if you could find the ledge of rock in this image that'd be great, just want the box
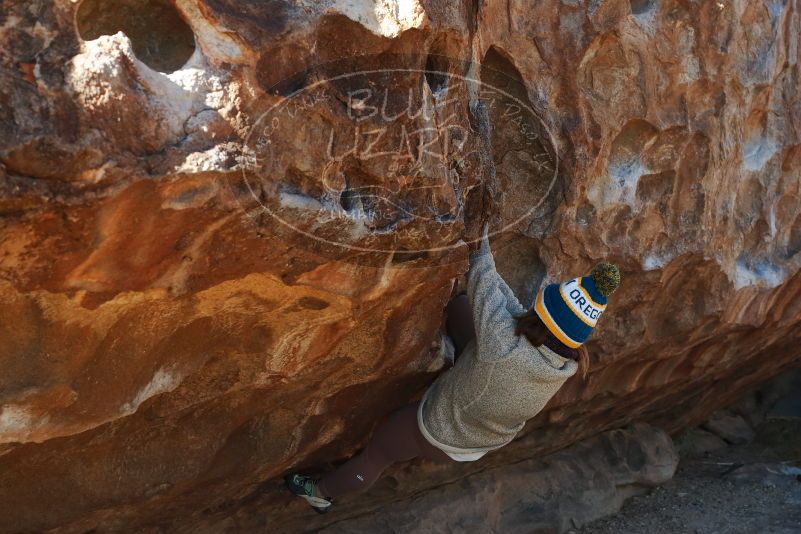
[0,0,800,532]
[316,423,678,533]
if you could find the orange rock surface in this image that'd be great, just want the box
[0,0,799,531]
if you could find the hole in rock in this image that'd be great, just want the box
[786,214,801,258]
[76,0,196,73]
[392,249,430,264]
[480,45,557,165]
[630,0,655,15]
[256,43,311,96]
[335,167,405,230]
[423,33,467,99]
[297,296,330,310]
[608,119,659,184]
[424,54,449,96]
[339,187,363,213]
[477,46,560,234]
[576,202,597,227]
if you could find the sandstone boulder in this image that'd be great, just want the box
[675,427,729,458]
[0,0,800,531]
[318,424,678,534]
[702,410,756,445]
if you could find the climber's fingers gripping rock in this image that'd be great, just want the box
[463,222,490,255]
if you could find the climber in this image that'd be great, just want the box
[285,224,620,514]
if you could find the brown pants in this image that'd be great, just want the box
[317,401,452,498]
[317,294,476,499]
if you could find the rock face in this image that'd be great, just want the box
[319,424,678,533]
[0,0,799,532]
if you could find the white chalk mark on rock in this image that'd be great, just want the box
[121,368,183,415]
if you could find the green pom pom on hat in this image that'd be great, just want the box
[590,262,621,297]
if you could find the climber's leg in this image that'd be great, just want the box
[445,293,476,357]
[317,401,450,499]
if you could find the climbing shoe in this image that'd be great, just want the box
[284,473,332,514]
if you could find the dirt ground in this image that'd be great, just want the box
[579,419,801,534]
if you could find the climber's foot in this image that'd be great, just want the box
[284,474,332,514]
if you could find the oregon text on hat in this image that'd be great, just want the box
[559,278,606,327]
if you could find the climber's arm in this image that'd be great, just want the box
[496,272,526,317]
[467,225,526,315]
[466,225,523,357]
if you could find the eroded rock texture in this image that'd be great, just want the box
[0,0,800,532]
[319,424,678,533]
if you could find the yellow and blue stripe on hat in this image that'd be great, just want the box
[534,262,620,348]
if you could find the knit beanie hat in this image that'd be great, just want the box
[534,262,621,348]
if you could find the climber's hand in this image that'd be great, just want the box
[453,238,471,255]
[479,222,490,250]
[468,223,491,259]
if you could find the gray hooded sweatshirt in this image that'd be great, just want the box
[418,234,578,457]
